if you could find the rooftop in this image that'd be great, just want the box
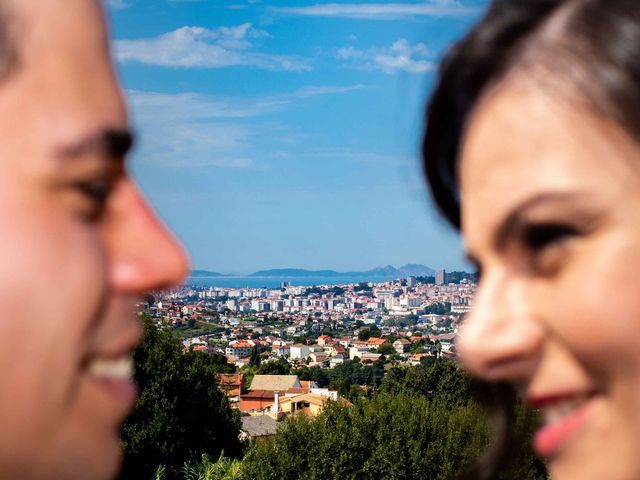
[250,375,302,391]
[241,416,278,437]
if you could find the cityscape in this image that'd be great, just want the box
[138,269,475,440]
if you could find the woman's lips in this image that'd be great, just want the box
[531,394,595,457]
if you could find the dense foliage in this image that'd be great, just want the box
[131,319,546,480]
[154,454,244,480]
[240,361,545,480]
[120,316,243,480]
[424,302,452,315]
[242,394,489,480]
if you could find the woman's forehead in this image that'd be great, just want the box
[459,80,640,240]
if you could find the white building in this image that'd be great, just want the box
[225,340,252,359]
[290,344,311,360]
[349,346,369,360]
[400,296,422,307]
[272,344,291,357]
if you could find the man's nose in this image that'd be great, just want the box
[104,179,190,292]
[456,272,544,382]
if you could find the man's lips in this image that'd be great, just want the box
[527,392,597,457]
[86,356,134,381]
[84,356,138,414]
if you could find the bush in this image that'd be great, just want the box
[120,316,242,480]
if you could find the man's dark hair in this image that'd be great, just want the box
[0,7,16,80]
[422,1,640,478]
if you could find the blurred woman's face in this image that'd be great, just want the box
[456,78,640,480]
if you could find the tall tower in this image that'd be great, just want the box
[436,269,448,285]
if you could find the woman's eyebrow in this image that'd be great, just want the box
[492,191,594,250]
[464,253,481,276]
[56,128,135,162]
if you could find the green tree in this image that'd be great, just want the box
[155,453,244,480]
[241,394,491,480]
[424,302,452,315]
[257,358,290,375]
[240,360,546,480]
[120,316,242,480]
[410,339,428,354]
[380,359,474,407]
[358,329,371,341]
[248,346,261,368]
[375,343,396,357]
[369,324,381,337]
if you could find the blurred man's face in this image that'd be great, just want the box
[0,1,188,478]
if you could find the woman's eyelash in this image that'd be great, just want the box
[521,223,579,250]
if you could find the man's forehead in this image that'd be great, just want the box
[0,0,130,164]
[9,0,109,59]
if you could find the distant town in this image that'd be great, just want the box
[137,268,475,439]
[140,268,476,368]
[142,269,474,362]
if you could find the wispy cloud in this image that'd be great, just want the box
[115,23,311,71]
[291,84,366,97]
[127,84,365,168]
[274,1,481,20]
[128,84,365,121]
[337,39,435,74]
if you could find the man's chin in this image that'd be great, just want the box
[45,430,123,480]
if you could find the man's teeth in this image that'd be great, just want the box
[86,357,134,381]
[542,397,588,426]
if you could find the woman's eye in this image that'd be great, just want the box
[522,223,578,251]
[520,223,581,276]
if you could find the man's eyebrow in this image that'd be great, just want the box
[56,128,135,161]
[492,191,594,250]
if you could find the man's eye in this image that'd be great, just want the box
[74,179,112,201]
[71,179,115,221]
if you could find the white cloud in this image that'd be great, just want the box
[274,1,480,19]
[114,24,311,71]
[106,0,130,9]
[337,39,435,74]
[127,85,365,168]
[292,84,366,97]
[128,84,365,121]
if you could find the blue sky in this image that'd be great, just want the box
[105,0,488,274]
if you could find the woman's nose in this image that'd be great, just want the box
[104,179,190,293]
[456,272,544,382]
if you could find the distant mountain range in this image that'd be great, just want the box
[191,264,436,278]
[191,269,223,277]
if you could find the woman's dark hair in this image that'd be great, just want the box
[423,0,640,478]
[424,0,640,228]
